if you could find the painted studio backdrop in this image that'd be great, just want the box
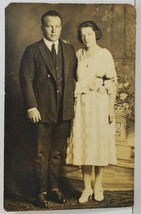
[4,3,135,211]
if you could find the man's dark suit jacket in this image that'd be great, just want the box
[20,39,77,123]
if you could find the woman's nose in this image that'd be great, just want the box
[84,36,88,41]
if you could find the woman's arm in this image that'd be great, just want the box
[109,82,117,123]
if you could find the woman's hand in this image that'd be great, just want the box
[108,107,115,124]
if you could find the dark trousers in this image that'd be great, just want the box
[34,120,71,194]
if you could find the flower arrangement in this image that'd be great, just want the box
[92,74,115,94]
[75,73,115,97]
[115,77,135,129]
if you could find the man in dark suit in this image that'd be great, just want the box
[20,10,77,208]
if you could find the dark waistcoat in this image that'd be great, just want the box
[55,43,63,96]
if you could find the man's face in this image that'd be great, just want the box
[41,16,62,42]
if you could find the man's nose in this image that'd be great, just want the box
[51,27,56,33]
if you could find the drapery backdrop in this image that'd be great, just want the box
[5,3,135,197]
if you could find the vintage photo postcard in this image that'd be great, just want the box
[4,2,135,212]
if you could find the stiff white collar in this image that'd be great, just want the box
[43,37,59,54]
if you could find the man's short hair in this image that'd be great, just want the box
[41,10,62,25]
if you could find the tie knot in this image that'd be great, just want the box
[52,43,55,47]
[52,43,55,49]
[51,43,56,54]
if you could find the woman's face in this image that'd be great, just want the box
[80,26,96,48]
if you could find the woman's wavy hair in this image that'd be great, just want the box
[77,21,102,44]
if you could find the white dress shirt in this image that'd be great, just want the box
[43,37,59,55]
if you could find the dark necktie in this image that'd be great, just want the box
[51,43,62,86]
[51,43,56,65]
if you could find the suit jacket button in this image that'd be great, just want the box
[47,74,51,78]
[57,90,59,94]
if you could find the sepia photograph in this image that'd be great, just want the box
[4,2,135,212]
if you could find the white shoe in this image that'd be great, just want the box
[94,189,104,201]
[79,189,93,203]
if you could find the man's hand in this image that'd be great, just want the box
[27,108,41,123]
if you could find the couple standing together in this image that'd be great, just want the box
[20,10,117,208]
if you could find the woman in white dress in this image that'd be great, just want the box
[66,21,117,203]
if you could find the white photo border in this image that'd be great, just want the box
[1,0,140,214]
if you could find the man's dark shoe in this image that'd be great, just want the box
[50,188,67,203]
[35,192,49,208]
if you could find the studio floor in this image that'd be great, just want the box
[4,159,134,211]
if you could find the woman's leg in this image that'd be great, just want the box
[95,166,104,189]
[79,165,93,203]
[94,166,105,201]
[82,165,93,190]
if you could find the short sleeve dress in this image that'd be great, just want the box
[66,47,117,166]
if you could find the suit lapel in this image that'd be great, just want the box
[60,40,69,82]
[38,40,57,81]
[38,39,70,83]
